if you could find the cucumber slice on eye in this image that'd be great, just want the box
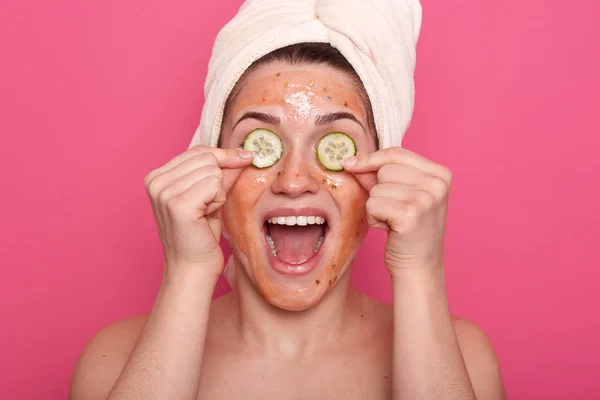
[316,132,357,171]
[243,128,284,168]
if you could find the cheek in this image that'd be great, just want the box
[314,169,370,249]
[318,170,369,223]
[334,181,369,245]
[223,169,269,253]
[315,176,369,288]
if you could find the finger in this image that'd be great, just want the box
[366,214,389,230]
[352,171,378,192]
[157,165,223,206]
[419,174,451,200]
[148,153,224,196]
[190,176,226,217]
[146,146,253,183]
[366,196,412,233]
[352,163,426,192]
[167,175,225,221]
[146,146,209,182]
[370,183,423,202]
[222,167,246,194]
[213,148,255,169]
[343,147,448,178]
[365,196,398,230]
[377,164,427,185]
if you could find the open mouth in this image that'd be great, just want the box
[262,214,329,274]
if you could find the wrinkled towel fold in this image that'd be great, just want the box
[189,0,422,150]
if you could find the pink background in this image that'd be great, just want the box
[2,0,599,398]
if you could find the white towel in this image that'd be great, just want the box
[191,0,423,286]
[189,0,422,150]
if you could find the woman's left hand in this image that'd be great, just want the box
[342,146,452,276]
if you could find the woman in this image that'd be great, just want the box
[71,2,505,399]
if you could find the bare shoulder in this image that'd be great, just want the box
[452,316,506,399]
[69,315,148,400]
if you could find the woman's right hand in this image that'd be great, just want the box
[144,145,254,281]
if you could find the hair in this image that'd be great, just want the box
[221,43,377,145]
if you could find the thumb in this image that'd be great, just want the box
[205,185,226,216]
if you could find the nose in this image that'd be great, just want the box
[270,151,320,197]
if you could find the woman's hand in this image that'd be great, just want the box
[345,148,499,400]
[343,146,452,276]
[144,145,254,280]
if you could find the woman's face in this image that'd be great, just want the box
[220,62,377,311]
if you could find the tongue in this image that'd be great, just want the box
[268,224,324,265]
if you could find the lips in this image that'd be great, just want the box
[261,208,330,276]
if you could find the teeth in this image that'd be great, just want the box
[314,235,324,253]
[266,215,327,257]
[267,216,326,226]
[285,216,296,226]
[266,233,277,256]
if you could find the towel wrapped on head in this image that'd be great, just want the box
[190,0,422,150]
[190,0,423,286]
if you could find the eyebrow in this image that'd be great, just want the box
[314,112,364,131]
[232,111,364,131]
[233,112,281,130]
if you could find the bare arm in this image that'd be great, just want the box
[107,272,217,400]
[392,270,505,399]
[344,147,505,399]
[70,146,254,400]
[392,269,475,399]
[69,274,217,400]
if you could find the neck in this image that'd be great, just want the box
[229,257,359,359]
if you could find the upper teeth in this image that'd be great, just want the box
[267,216,326,226]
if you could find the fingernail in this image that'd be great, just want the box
[343,156,357,167]
[238,150,255,159]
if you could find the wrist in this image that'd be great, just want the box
[390,267,451,318]
[388,261,443,281]
[161,262,221,293]
[390,267,446,295]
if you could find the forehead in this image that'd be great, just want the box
[230,62,367,118]
[239,62,357,92]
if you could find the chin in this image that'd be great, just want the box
[230,209,366,312]
[263,288,327,312]
[249,253,342,312]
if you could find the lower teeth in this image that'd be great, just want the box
[315,235,324,253]
[266,234,277,256]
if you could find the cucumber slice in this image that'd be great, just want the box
[316,132,357,171]
[243,128,283,168]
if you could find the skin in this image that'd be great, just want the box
[69,62,506,400]
[221,65,373,310]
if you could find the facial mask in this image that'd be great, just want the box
[283,83,317,124]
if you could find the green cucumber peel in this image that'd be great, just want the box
[316,132,357,171]
[242,128,284,169]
